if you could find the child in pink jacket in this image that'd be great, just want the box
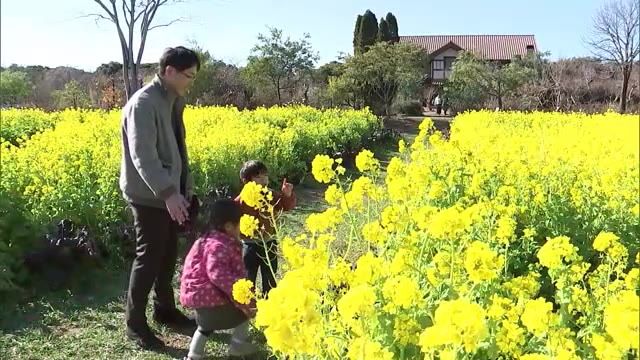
[180,199,258,359]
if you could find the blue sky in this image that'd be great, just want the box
[1,0,604,71]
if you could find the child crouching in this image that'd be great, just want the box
[180,199,258,359]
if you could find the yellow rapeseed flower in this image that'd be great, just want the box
[239,214,260,238]
[521,297,554,336]
[537,236,578,270]
[419,299,488,353]
[604,290,639,350]
[311,155,336,184]
[232,279,255,305]
[355,149,379,173]
[593,231,619,252]
[464,241,504,283]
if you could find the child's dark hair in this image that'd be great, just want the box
[159,46,201,75]
[209,198,242,232]
[240,160,268,183]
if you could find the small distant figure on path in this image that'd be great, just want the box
[434,94,443,115]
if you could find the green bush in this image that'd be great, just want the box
[393,100,423,116]
[0,189,42,293]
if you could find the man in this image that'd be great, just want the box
[120,46,200,349]
[434,94,442,115]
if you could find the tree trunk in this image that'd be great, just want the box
[120,55,131,99]
[619,64,631,113]
[131,64,140,95]
[276,80,282,105]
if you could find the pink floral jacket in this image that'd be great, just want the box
[180,230,253,313]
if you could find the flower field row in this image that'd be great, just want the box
[248,111,639,359]
[0,108,68,144]
[0,106,379,290]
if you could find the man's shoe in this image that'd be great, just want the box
[153,308,196,328]
[126,325,165,350]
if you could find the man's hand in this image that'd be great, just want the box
[281,178,294,197]
[165,193,190,225]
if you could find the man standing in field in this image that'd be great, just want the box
[119,46,200,349]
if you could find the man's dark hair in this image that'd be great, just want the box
[159,46,201,75]
[240,160,268,183]
[209,199,242,232]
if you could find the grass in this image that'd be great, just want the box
[0,116,438,360]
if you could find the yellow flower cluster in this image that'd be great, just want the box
[239,181,273,211]
[593,231,619,252]
[311,155,345,184]
[232,279,255,305]
[537,236,578,270]
[354,149,379,173]
[521,297,554,336]
[419,299,488,353]
[252,111,639,359]
[240,214,260,238]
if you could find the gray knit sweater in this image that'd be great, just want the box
[119,75,192,209]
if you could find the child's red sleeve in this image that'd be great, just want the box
[274,191,296,212]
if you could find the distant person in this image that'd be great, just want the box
[120,46,200,349]
[434,95,443,115]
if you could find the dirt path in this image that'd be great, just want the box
[384,115,453,139]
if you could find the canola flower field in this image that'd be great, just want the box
[1,108,638,359]
[0,106,379,230]
[233,111,639,360]
[0,106,379,291]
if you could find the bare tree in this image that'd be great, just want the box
[89,0,185,99]
[586,0,640,113]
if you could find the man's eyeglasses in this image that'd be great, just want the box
[180,71,196,80]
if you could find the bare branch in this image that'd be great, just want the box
[121,0,129,27]
[148,17,185,31]
[136,2,154,66]
[79,13,114,24]
[93,0,116,19]
[588,39,622,62]
[134,1,153,23]
[146,1,162,28]
[586,0,639,112]
[90,0,187,98]
[587,0,639,65]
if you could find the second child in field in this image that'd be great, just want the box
[235,160,296,296]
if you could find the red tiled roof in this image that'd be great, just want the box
[400,35,537,60]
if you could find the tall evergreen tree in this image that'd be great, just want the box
[386,12,399,43]
[377,18,392,42]
[353,15,363,54]
[358,10,378,52]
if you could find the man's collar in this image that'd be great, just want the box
[153,74,178,101]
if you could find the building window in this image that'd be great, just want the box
[526,45,535,54]
[444,57,456,70]
[432,60,443,79]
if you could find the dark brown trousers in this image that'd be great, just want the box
[125,203,179,329]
